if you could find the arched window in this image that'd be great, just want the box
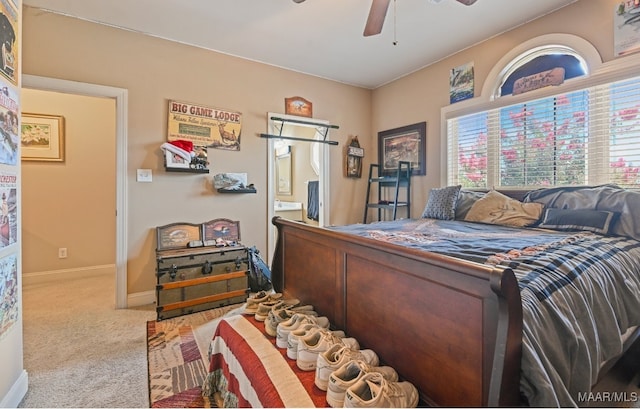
[445,35,640,189]
[498,46,588,96]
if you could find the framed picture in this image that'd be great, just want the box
[20,113,65,162]
[378,122,426,176]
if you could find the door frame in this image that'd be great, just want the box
[23,75,129,308]
[266,113,331,263]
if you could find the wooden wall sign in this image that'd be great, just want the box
[285,96,313,118]
[513,67,565,95]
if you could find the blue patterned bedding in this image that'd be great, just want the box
[330,218,640,407]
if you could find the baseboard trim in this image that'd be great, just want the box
[23,264,115,281]
[128,290,155,308]
[22,265,155,309]
[0,369,28,408]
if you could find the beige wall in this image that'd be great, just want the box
[21,6,371,295]
[19,0,619,297]
[372,0,617,210]
[21,89,116,274]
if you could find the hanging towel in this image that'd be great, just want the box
[307,181,319,221]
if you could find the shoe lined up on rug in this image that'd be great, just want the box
[243,291,282,315]
[254,297,302,321]
[265,305,316,337]
[315,345,379,391]
[276,313,330,348]
[297,328,359,371]
[343,372,418,408]
[287,325,346,360]
[325,360,399,408]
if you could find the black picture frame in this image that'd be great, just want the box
[377,121,426,176]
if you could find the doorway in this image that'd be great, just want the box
[22,75,128,308]
[266,113,331,263]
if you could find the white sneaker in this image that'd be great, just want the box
[287,325,345,360]
[254,298,300,321]
[265,307,316,337]
[297,329,359,371]
[343,372,418,408]
[315,345,379,391]
[276,314,330,349]
[243,292,282,315]
[326,360,398,408]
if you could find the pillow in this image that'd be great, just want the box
[464,190,544,227]
[455,190,486,220]
[421,185,461,220]
[524,185,640,240]
[537,208,616,235]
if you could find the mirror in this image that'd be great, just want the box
[275,150,292,195]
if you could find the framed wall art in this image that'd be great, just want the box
[20,113,65,162]
[378,121,426,176]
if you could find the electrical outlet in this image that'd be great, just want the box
[58,248,68,258]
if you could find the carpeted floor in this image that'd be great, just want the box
[20,269,157,408]
[147,305,244,408]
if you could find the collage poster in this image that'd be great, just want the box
[0,171,16,248]
[0,0,17,343]
[0,0,18,85]
[0,77,18,165]
[0,252,17,341]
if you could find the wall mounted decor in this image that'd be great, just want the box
[0,6,18,85]
[168,100,242,151]
[285,96,313,118]
[614,1,640,57]
[346,135,363,178]
[378,122,426,176]
[20,113,65,162]
[450,61,474,104]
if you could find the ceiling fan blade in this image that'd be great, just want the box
[363,0,391,37]
[456,0,477,5]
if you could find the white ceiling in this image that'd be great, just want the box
[22,0,578,89]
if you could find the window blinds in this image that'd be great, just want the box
[447,75,640,189]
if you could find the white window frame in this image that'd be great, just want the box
[440,34,640,188]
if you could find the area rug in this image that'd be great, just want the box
[147,304,245,408]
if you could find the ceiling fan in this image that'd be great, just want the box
[292,0,477,37]
[363,0,478,36]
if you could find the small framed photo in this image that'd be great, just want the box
[21,113,65,162]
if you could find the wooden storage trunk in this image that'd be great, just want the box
[155,220,249,320]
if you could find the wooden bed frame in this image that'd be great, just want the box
[270,216,522,407]
[270,212,640,407]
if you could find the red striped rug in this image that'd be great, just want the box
[146,305,243,408]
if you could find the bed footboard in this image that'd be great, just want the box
[271,217,523,407]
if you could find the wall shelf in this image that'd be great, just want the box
[217,187,257,194]
[166,167,210,174]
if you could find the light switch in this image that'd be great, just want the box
[137,169,153,182]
